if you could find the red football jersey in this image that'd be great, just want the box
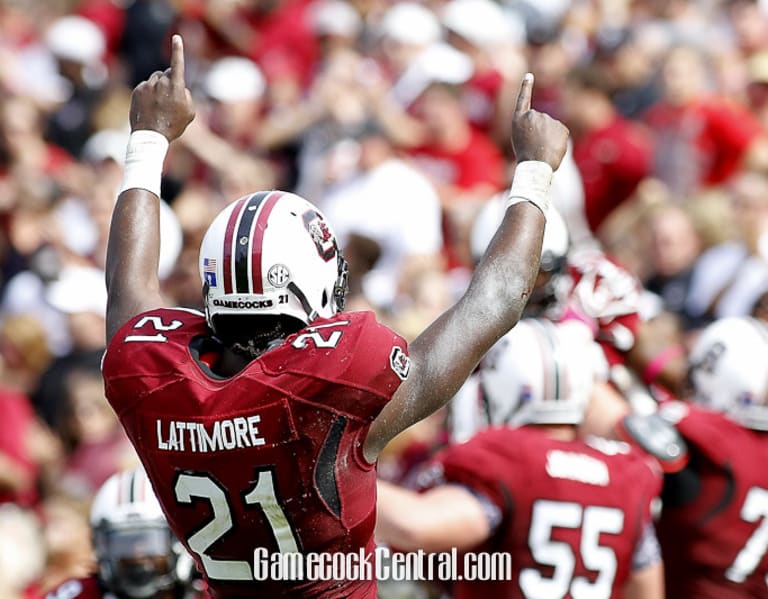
[657,402,768,598]
[434,427,661,599]
[102,309,409,598]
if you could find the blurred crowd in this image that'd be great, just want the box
[3,0,768,596]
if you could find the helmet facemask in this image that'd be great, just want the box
[90,469,194,599]
[93,523,178,599]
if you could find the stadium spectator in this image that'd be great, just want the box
[643,44,765,197]
[687,170,768,324]
[319,121,443,308]
[44,16,109,159]
[642,203,704,330]
[441,0,527,142]
[563,66,653,233]
[0,315,58,507]
[408,81,506,268]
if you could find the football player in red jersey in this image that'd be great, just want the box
[647,316,768,598]
[45,467,204,599]
[465,194,689,441]
[100,35,569,598]
[376,319,664,599]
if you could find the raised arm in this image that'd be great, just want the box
[105,35,195,342]
[364,74,569,461]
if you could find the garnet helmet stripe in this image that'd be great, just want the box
[222,196,249,294]
[250,191,284,293]
[233,192,270,293]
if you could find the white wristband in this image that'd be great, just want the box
[505,160,553,216]
[119,130,169,197]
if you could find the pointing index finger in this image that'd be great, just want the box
[515,72,534,115]
[170,34,185,88]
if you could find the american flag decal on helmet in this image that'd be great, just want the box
[203,258,218,287]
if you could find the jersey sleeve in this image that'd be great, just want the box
[659,401,744,468]
[259,311,410,421]
[102,308,208,417]
[434,430,514,519]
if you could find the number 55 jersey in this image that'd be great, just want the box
[430,426,662,599]
[102,308,409,599]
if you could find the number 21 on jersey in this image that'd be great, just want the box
[174,468,300,580]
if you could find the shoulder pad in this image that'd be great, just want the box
[618,413,689,473]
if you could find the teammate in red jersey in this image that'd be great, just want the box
[376,319,664,599]
[101,35,568,598]
[470,194,681,379]
[649,316,768,598]
[45,467,203,599]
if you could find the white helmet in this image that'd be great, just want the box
[199,190,348,336]
[470,194,569,272]
[479,319,597,426]
[90,468,194,599]
[688,317,768,431]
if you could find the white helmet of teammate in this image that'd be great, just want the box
[688,316,768,431]
[470,194,570,272]
[479,319,597,426]
[199,191,349,336]
[90,467,194,599]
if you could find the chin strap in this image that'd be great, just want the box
[288,244,349,322]
[287,281,319,322]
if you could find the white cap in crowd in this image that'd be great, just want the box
[46,266,109,316]
[204,57,266,103]
[83,129,131,165]
[312,0,362,38]
[442,0,526,48]
[45,16,106,65]
[391,42,473,106]
[379,2,442,46]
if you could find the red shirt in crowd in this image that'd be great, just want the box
[572,115,652,232]
[408,128,505,193]
[462,69,504,134]
[0,387,39,506]
[643,96,763,195]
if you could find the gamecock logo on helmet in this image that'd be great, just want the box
[303,210,336,262]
